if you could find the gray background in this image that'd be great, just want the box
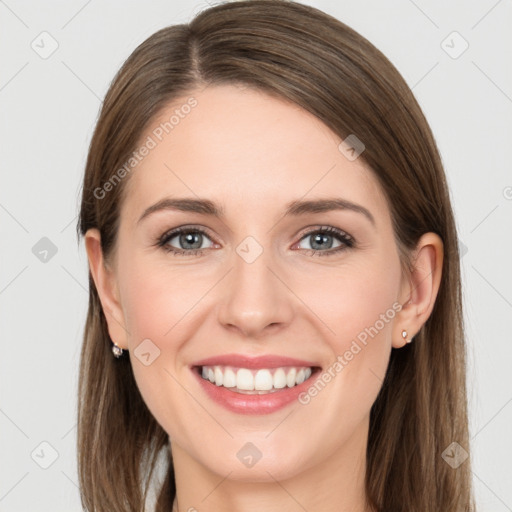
[1,0,511,510]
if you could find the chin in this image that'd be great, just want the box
[195,441,314,483]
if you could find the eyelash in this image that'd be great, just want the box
[155,225,355,257]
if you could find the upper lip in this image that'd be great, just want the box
[192,353,321,369]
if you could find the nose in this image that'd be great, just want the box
[217,243,294,339]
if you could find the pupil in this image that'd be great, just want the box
[181,233,202,250]
[312,233,332,250]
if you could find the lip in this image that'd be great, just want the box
[192,353,321,369]
[190,353,322,415]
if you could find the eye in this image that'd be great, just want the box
[155,225,355,257]
[156,226,216,256]
[294,226,354,256]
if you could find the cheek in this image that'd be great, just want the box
[116,257,216,433]
[309,256,400,347]
[119,258,212,344]
[303,254,401,399]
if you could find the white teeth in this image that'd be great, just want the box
[273,368,287,389]
[214,366,223,386]
[236,368,254,390]
[223,368,237,388]
[199,364,315,393]
[286,367,297,387]
[254,369,273,391]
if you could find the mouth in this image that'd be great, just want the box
[190,353,323,414]
[193,364,322,395]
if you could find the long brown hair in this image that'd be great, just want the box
[76,1,475,510]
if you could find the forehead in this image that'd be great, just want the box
[120,84,388,224]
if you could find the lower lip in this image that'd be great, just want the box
[191,367,320,415]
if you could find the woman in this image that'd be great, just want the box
[76,1,475,510]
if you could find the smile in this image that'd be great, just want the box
[190,353,322,414]
[199,365,315,394]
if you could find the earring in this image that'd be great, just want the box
[112,342,124,358]
[401,330,412,344]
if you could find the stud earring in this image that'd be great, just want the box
[401,330,412,344]
[112,342,124,358]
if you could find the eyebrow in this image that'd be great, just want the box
[137,197,376,226]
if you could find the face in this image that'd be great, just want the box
[96,84,408,482]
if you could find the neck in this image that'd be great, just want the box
[169,417,374,512]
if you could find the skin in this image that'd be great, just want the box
[85,84,443,512]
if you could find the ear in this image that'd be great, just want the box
[392,232,444,348]
[84,228,129,350]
